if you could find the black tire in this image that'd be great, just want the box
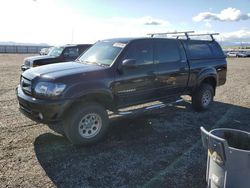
[192,83,214,112]
[48,122,65,136]
[63,102,109,145]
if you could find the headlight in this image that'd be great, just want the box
[24,60,31,66]
[34,82,66,98]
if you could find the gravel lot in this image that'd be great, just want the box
[0,54,250,188]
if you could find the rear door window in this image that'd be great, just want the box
[155,40,181,63]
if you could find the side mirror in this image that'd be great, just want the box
[121,59,136,69]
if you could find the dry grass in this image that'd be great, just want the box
[0,54,250,187]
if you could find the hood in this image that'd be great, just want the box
[22,62,105,80]
[25,55,55,62]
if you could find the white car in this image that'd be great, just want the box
[227,52,238,57]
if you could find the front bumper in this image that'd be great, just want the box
[21,65,30,71]
[16,85,72,123]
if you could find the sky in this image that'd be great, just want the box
[0,0,250,45]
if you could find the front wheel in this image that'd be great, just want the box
[63,102,109,145]
[192,83,214,111]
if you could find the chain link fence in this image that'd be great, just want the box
[0,45,49,54]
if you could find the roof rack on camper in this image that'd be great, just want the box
[147,31,194,38]
[147,31,220,41]
[176,33,220,41]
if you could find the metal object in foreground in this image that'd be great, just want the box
[200,127,250,188]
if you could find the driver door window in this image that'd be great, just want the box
[122,41,153,65]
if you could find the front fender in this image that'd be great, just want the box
[61,81,115,112]
[63,81,114,100]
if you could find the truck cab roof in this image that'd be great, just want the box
[101,37,225,60]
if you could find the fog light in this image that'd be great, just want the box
[38,113,43,120]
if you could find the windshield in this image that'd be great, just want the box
[78,41,126,66]
[48,47,64,57]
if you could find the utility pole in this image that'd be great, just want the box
[71,28,74,44]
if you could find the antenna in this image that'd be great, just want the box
[71,28,74,44]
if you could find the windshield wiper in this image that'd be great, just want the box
[83,61,108,67]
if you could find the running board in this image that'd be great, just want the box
[117,98,184,116]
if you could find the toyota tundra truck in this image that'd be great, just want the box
[16,32,227,145]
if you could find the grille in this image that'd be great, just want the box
[21,76,32,95]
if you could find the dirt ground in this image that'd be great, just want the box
[0,54,250,188]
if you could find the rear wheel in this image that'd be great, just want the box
[192,83,214,111]
[63,102,109,145]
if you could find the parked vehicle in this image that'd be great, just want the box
[226,51,248,58]
[16,32,227,145]
[245,51,250,57]
[236,52,247,58]
[227,51,238,57]
[21,44,92,71]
